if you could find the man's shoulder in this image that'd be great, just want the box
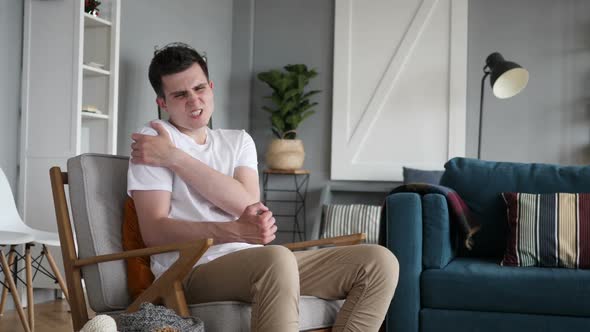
[210,128,250,143]
[137,120,175,136]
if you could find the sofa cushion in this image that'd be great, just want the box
[502,192,590,268]
[422,257,590,317]
[402,167,443,185]
[421,308,590,332]
[440,157,590,258]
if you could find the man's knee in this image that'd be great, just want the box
[257,245,297,265]
[357,245,399,291]
[255,246,299,286]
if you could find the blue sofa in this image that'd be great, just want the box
[384,157,590,331]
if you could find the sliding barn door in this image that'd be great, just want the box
[331,0,467,181]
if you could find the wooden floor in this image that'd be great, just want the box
[0,299,385,332]
[0,299,73,332]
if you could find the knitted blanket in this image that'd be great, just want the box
[116,303,204,332]
[384,183,480,250]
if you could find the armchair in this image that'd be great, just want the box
[49,153,365,331]
[384,157,590,332]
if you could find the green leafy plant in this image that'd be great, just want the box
[257,64,320,139]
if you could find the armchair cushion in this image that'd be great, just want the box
[107,296,343,332]
[501,192,590,268]
[68,154,131,312]
[422,257,590,317]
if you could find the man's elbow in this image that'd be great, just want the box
[138,217,165,247]
[142,234,158,248]
[140,230,158,248]
[248,189,260,205]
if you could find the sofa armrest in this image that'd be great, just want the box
[422,193,456,269]
[383,192,422,332]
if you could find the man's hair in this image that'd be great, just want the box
[148,42,209,98]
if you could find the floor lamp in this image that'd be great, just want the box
[478,52,529,159]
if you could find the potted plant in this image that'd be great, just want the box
[257,64,320,170]
[85,0,101,16]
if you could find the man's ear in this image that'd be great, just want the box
[209,80,214,90]
[156,97,167,111]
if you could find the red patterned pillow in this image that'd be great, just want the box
[501,192,590,268]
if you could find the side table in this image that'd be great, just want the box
[262,169,310,242]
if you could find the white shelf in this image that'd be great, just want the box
[84,13,112,28]
[20,0,120,290]
[81,112,109,120]
[83,64,110,77]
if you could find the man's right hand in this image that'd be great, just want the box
[131,121,179,168]
[234,202,277,244]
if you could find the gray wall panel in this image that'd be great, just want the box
[467,0,590,164]
[0,0,23,193]
[229,0,254,132]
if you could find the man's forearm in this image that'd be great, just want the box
[141,217,242,248]
[168,150,258,216]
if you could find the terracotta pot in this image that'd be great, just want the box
[265,139,305,170]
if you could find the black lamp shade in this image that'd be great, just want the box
[485,52,529,99]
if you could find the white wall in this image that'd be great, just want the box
[0,0,23,193]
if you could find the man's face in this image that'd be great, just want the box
[157,63,214,134]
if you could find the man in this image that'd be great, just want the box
[128,42,398,332]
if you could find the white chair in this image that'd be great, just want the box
[0,168,69,331]
[0,231,34,332]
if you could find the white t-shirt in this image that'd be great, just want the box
[127,120,262,279]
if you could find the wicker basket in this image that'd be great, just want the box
[265,139,305,170]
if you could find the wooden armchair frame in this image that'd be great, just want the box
[49,166,366,332]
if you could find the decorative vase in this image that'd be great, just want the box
[266,139,305,170]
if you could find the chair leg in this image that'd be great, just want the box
[26,244,34,332]
[42,245,69,303]
[0,249,31,332]
[0,246,16,316]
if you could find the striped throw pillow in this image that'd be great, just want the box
[321,204,382,244]
[501,192,590,268]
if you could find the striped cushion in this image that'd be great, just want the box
[321,204,381,244]
[501,192,590,268]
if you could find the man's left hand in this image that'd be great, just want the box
[131,121,178,167]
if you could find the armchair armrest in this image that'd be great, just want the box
[128,239,212,316]
[282,233,366,251]
[73,239,213,316]
[73,240,212,268]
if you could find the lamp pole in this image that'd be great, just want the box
[477,68,490,160]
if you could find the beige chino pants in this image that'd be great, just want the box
[183,244,399,332]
